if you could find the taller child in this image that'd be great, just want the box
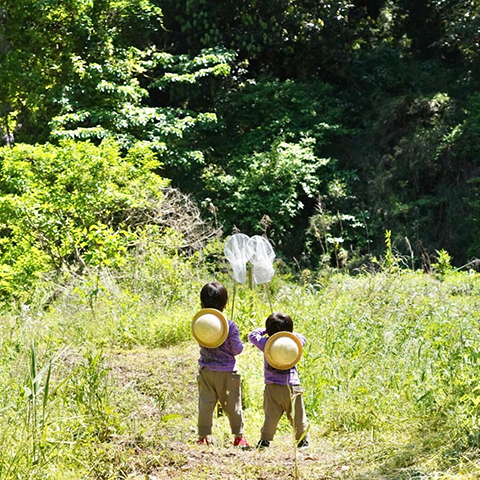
[196,281,249,447]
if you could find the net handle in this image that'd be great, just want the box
[264,284,274,313]
[230,282,237,320]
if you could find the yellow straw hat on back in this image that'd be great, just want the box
[192,308,229,348]
[265,331,303,370]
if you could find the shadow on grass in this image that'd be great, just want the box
[348,421,479,480]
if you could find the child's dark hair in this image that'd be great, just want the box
[200,281,228,311]
[265,312,294,336]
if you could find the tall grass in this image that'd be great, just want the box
[233,270,480,471]
[1,253,480,476]
[0,242,208,478]
[297,271,480,442]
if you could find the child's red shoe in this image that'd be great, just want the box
[233,437,250,448]
[197,437,210,446]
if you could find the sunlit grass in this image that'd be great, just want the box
[1,268,480,477]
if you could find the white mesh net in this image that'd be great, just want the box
[223,233,275,285]
[223,233,251,284]
[246,235,275,285]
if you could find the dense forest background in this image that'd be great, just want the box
[1,0,480,300]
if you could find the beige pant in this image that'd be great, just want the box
[197,368,244,437]
[261,384,308,442]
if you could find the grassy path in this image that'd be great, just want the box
[103,343,440,479]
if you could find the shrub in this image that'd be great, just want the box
[0,139,167,302]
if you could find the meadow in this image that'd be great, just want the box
[1,256,480,479]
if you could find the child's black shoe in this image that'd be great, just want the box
[297,438,309,449]
[256,439,270,449]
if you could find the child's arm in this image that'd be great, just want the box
[295,332,307,346]
[224,321,243,356]
[248,327,268,351]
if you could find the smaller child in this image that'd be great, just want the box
[196,281,249,448]
[249,312,308,449]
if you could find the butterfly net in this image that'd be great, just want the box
[223,233,251,284]
[224,233,275,285]
[246,235,275,285]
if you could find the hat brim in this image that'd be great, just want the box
[265,331,303,370]
[192,308,229,348]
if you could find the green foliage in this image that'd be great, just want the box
[2,246,480,476]
[444,92,480,260]
[0,233,210,475]
[456,92,480,160]
[155,0,480,266]
[432,249,453,277]
[159,0,372,78]
[203,138,326,244]
[191,77,362,260]
[306,198,369,270]
[50,47,233,159]
[213,78,346,156]
[3,0,480,270]
[0,140,167,301]
[0,0,163,143]
[383,229,398,272]
[1,0,234,176]
[394,0,480,65]
[68,350,122,441]
[285,271,480,449]
[149,47,236,89]
[349,87,476,265]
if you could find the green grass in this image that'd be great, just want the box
[1,267,480,478]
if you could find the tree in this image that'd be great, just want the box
[157,0,374,81]
[0,0,163,144]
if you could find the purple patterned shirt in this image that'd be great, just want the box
[198,320,244,372]
[249,327,306,385]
